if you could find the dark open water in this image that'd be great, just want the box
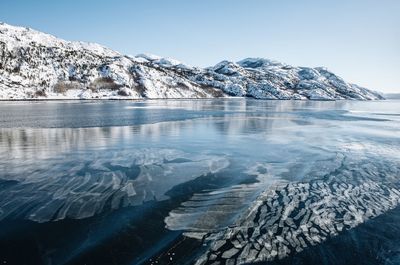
[0,99,399,265]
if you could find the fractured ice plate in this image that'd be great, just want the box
[0,148,229,223]
[194,156,400,265]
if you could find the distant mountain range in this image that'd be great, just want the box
[0,22,384,100]
[384,93,400,99]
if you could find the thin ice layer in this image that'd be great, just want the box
[0,149,229,222]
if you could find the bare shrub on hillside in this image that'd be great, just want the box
[89,77,122,92]
[34,89,46,97]
[53,81,83,93]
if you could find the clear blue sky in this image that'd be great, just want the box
[1,0,399,92]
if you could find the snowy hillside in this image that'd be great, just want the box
[0,22,383,100]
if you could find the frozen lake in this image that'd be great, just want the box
[0,99,399,265]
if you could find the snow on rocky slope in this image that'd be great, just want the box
[0,22,383,100]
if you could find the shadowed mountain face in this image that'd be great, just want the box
[0,22,383,100]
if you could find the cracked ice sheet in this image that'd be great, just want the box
[165,163,282,239]
[0,148,229,223]
[164,151,345,239]
[194,153,400,265]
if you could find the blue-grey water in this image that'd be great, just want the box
[0,99,399,265]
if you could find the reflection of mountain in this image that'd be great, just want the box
[0,100,337,224]
[1,100,400,265]
[0,126,134,160]
[0,100,287,158]
[1,99,399,227]
[0,99,374,161]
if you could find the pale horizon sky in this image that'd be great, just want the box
[1,0,399,93]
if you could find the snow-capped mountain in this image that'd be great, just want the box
[0,22,383,100]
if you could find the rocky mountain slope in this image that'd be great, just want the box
[0,22,383,100]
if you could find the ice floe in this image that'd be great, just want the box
[195,157,400,264]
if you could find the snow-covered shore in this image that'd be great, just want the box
[0,22,383,100]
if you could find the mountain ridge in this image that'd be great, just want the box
[0,22,384,100]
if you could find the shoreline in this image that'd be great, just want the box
[0,97,386,102]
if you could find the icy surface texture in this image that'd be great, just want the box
[165,163,281,238]
[0,149,229,222]
[195,156,400,264]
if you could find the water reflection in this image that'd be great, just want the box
[2,99,393,158]
[0,99,399,265]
